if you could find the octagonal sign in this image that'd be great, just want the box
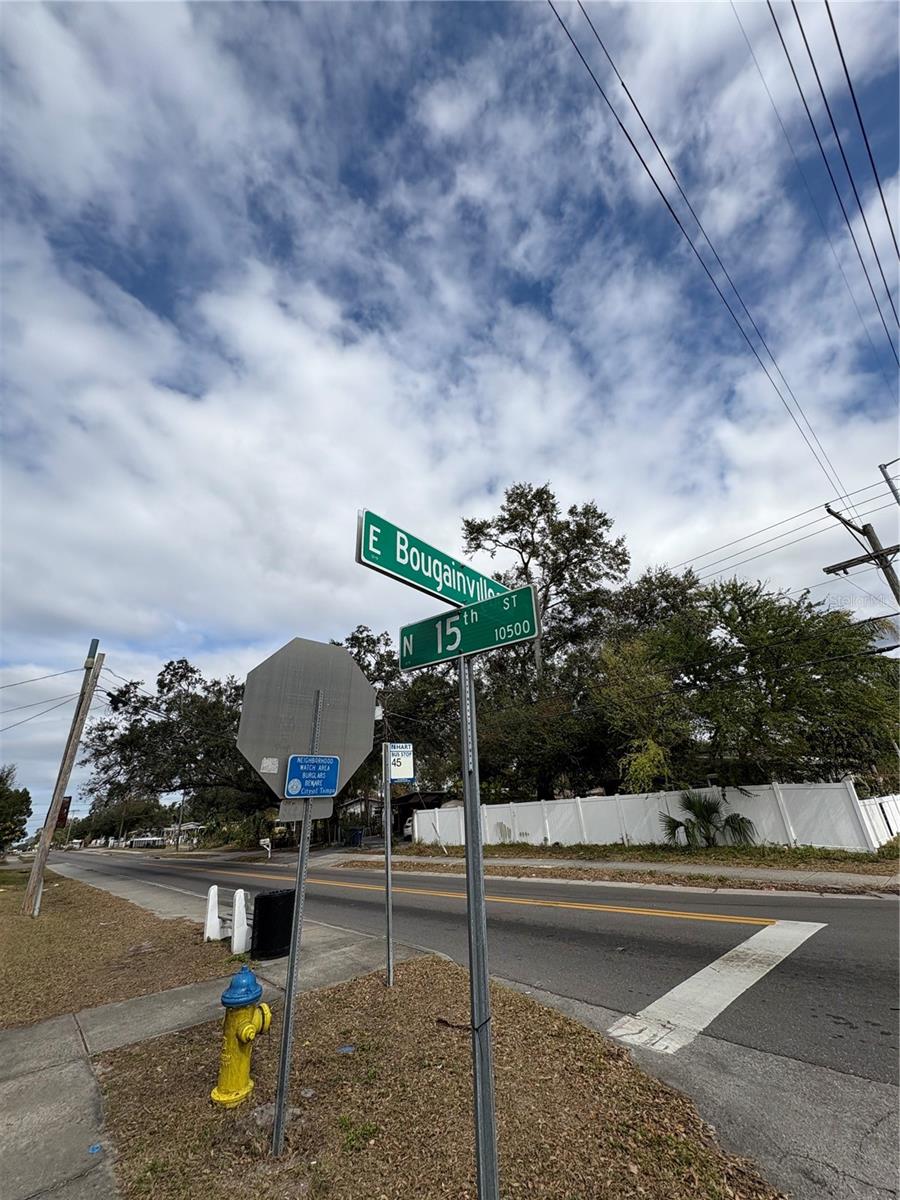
[237,638,375,820]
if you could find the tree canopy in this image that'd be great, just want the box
[0,764,32,853]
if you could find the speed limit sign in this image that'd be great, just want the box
[389,742,414,783]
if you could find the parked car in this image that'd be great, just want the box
[403,815,414,840]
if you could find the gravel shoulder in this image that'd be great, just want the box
[99,956,783,1200]
[0,868,234,1028]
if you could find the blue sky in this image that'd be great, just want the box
[1,1,897,826]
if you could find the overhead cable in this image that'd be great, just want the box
[693,497,893,576]
[785,564,878,595]
[790,1,898,327]
[0,692,80,716]
[696,501,895,579]
[842,574,894,611]
[547,0,878,511]
[767,1,899,365]
[0,695,78,734]
[672,477,894,568]
[730,1,896,397]
[823,0,899,261]
[575,0,864,521]
[0,667,81,690]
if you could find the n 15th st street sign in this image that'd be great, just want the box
[400,585,538,670]
[357,510,508,608]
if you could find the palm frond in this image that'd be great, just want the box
[659,812,685,846]
[721,812,757,846]
[679,790,723,824]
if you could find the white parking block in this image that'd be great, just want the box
[204,884,221,941]
[231,888,249,954]
[608,919,826,1054]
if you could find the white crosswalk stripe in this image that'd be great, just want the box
[608,919,826,1054]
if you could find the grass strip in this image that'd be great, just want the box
[0,869,234,1028]
[378,836,899,875]
[337,858,897,895]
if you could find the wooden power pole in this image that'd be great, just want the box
[823,507,900,606]
[22,639,105,916]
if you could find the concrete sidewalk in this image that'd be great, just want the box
[350,851,898,891]
[1,899,421,1200]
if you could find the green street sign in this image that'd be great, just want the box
[356,510,508,608]
[400,585,538,671]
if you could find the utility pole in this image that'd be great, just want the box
[23,640,105,916]
[879,460,900,508]
[824,507,900,605]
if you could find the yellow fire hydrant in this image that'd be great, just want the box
[211,964,271,1107]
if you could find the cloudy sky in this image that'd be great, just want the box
[2,1,897,827]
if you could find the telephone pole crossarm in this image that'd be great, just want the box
[823,545,900,575]
[824,504,865,537]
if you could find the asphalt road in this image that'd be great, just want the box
[55,849,900,1199]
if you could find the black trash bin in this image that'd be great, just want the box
[250,888,294,959]
[347,826,364,848]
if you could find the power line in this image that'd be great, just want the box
[767,1,899,365]
[0,695,78,734]
[730,1,897,398]
[823,0,899,262]
[547,1,878,510]
[696,501,895,580]
[102,667,158,700]
[785,563,878,595]
[694,497,893,578]
[790,1,898,328]
[0,667,81,690]
[672,477,894,568]
[798,643,898,668]
[575,0,864,523]
[843,574,894,611]
[0,691,80,716]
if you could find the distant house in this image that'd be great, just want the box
[386,790,450,836]
[162,822,206,846]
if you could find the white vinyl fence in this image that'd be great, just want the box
[414,780,896,852]
[858,793,900,846]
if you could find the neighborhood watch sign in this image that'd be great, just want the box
[356,510,508,608]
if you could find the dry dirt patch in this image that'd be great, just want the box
[100,956,782,1200]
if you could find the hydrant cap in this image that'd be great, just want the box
[221,964,263,1008]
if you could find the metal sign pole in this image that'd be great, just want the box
[458,656,500,1200]
[272,690,323,1157]
[383,741,394,986]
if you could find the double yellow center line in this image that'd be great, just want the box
[149,861,775,927]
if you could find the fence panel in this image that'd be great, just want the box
[546,800,582,844]
[860,794,900,841]
[718,786,787,845]
[507,800,546,844]
[780,783,870,850]
[482,804,515,844]
[580,799,624,844]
